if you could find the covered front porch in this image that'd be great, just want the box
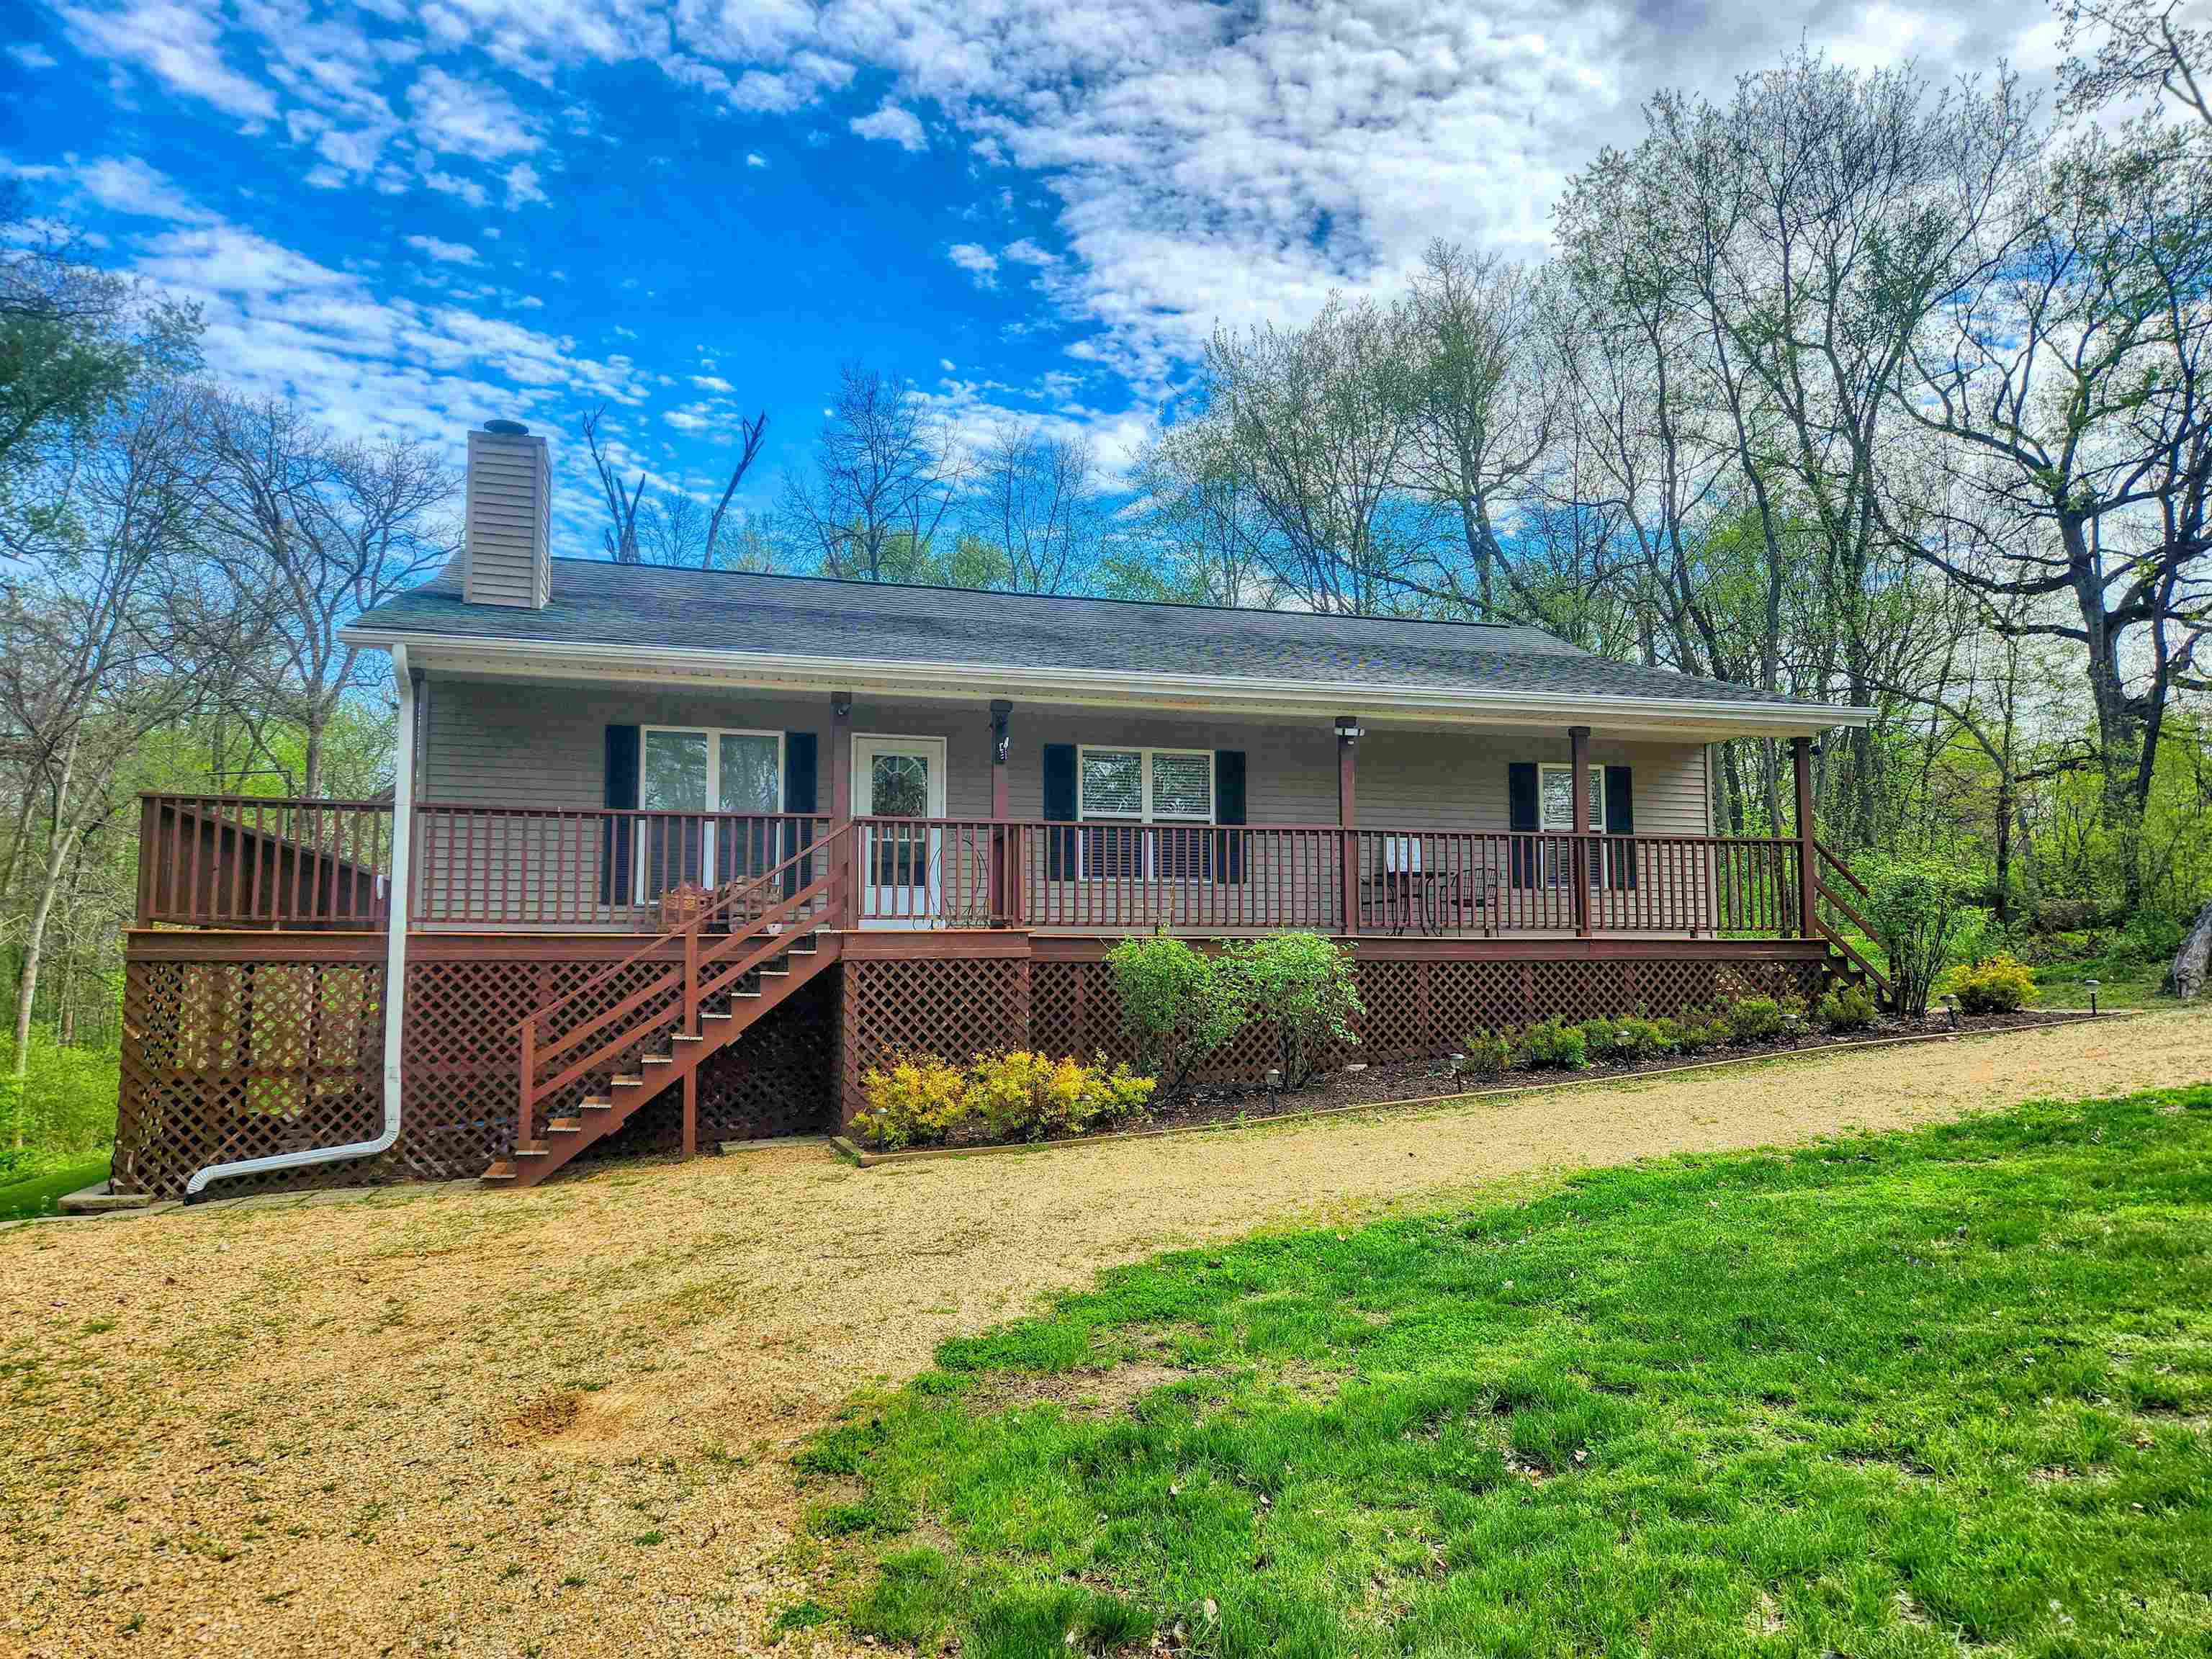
[135,681,1847,948]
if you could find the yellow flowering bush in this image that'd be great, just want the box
[853,1053,970,1150]
[855,1050,1156,1148]
[963,1050,1156,1142]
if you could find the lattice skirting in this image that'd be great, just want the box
[114,947,837,1199]
[840,950,1825,1124]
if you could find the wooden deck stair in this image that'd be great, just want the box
[482,932,840,1188]
[1812,840,1894,1011]
[483,822,848,1191]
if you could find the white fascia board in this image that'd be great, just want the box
[338,628,1873,738]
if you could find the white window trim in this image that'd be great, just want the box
[1076,744,1216,824]
[1537,763,1606,834]
[638,724,786,816]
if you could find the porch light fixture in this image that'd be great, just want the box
[989,698,1012,765]
[2083,978,2100,1016]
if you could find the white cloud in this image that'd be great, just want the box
[408,64,539,158]
[850,99,927,153]
[8,42,58,70]
[503,161,548,207]
[56,0,277,121]
[70,155,214,222]
[946,241,997,287]
[417,166,489,208]
[939,357,956,372]
[745,151,768,168]
[1002,238,1053,266]
[691,374,734,392]
[405,233,480,265]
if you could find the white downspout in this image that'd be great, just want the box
[186,645,414,1200]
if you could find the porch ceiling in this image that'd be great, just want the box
[393,647,1858,742]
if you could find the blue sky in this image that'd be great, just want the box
[2,1,2062,549]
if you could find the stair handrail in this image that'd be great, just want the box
[1811,841,1893,1004]
[514,820,847,1126]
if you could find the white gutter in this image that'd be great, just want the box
[186,645,414,1200]
[338,628,1873,737]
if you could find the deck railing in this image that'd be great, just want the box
[134,795,1816,942]
[137,795,394,928]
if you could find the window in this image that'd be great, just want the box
[636,727,786,896]
[1537,764,1605,833]
[1537,763,1604,890]
[1077,746,1213,879]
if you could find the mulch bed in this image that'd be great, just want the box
[876,1009,2100,1157]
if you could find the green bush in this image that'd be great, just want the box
[1516,1017,1588,1070]
[1946,953,2036,1015]
[1223,932,1363,1092]
[1724,997,1786,1044]
[0,1025,120,1160]
[1106,932,1248,1096]
[1814,983,1878,1032]
[2112,911,2185,970]
[1460,1029,1512,1078]
[1860,857,1972,1018]
[1671,1007,1730,1054]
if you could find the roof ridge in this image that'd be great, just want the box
[544,557,1525,631]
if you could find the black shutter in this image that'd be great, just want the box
[1043,743,1077,879]
[1213,749,1246,886]
[1604,765,1635,889]
[783,731,819,892]
[601,725,639,906]
[1507,762,1537,888]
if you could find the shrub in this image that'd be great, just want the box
[1516,1017,1588,1070]
[1106,932,1248,1096]
[1946,953,2035,1015]
[1460,1029,1512,1078]
[1671,1007,1730,1055]
[1723,997,1786,1044]
[1575,1019,1623,1063]
[962,1051,1155,1143]
[1613,1016,1678,1062]
[1224,932,1363,1092]
[1813,983,1877,1032]
[2112,911,2185,971]
[854,1054,971,1150]
[1861,857,1972,1018]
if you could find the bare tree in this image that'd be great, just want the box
[631,410,775,570]
[194,396,456,796]
[1115,420,1280,607]
[970,419,1100,594]
[1201,295,1425,615]
[582,403,645,565]
[2061,0,2211,125]
[1899,120,2212,826]
[0,382,203,1138]
[780,363,961,580]
[1396,241,1557,619]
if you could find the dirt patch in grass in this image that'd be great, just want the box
[3,1005,2208,1658]
[961,1359,1201,1416]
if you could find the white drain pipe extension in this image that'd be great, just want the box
[187,645,413,1200]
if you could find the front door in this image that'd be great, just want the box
[853,735,948,925]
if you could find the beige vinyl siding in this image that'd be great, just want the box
[462,431,549,610]
[422,676,1713,836]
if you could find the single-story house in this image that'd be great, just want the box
[115,421,1879,1197]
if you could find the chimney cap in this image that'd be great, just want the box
[482,418,531,436]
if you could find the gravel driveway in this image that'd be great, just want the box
[6,1008,2208,1658]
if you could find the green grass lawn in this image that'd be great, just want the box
[2035,956,2172,1010]
[0,1152,113,1220]
[799,1087,2212,1658]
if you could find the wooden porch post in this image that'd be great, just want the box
[830,691,854,927]
[1336,716,1361,934]
[1569,725,1591,937]
[1793,734,1817,939]
[989,699,1012,925]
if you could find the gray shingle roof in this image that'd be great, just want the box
[348,558,1817,709]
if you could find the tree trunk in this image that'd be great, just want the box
[10,755,79,1150]
[1992,776,2013,928]
[2171,899,2212,1001]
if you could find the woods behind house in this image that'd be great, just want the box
[2,3,2208,1152]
